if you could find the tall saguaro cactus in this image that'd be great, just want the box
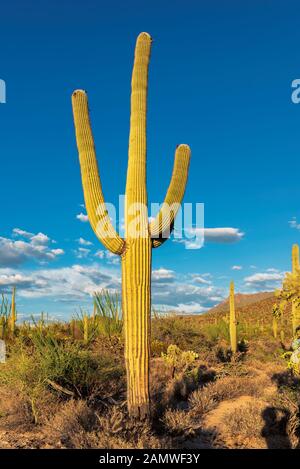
[72,32,191,418]
[292,244,300,335]
[229,281,237,353]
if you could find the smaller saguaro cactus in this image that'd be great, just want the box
[83,314,89,344]
[10,287,16,335]
[229,281,237,353]
[272,316,278,339]
[292,244,300,335]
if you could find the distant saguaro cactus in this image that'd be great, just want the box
[10,287,16,335]
[229,281,237,353]
[72,33,190,418]
[83,314,89,345]
[292,244,300,335]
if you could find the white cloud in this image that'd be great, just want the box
[0,261,225,316]
[190,274,212,285]
[232,265,242,270]
[0,229,64,267]
[174,227,244,249]
[204,228,244,243]
[74,247,91,259]
[243,271,284,291]
[95,250,105,259]
[152,268,175,283]
[94,250,120,265]
[289,217,300,230]
[77,237,93,246]
[0,264,120,300]
[76,212,89,223]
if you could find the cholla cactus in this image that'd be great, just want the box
[229,281,237,353]
[72,33,190,418]
[162,344,198,378]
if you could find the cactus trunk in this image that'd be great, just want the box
[229,281,237,353]
[122,239,152,418]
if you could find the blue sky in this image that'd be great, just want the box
[1,0,300,319]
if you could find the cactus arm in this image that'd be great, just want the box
[72,90,125,255]
[125,32,151,235]
[150,144,191,248]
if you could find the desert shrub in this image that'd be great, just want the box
[163,408,199,436]
[95,405,168,449]
[219,400,265,441]
[93,290,122,338]
[152,314,206,352]
[188,383,218,416]
[0,333,124,423]
[75,309,99,343]
[49,399,96,448]
[202,319,230,344]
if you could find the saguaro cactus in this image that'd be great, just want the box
[83,314,89,345]
[292,244,300,335]
[72,32,190,418]
[229,281,237,353]
[10,287,16,335]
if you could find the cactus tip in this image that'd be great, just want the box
[72,89,87,99]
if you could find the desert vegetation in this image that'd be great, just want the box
[0,277,300,449]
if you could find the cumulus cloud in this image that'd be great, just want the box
[190,273,212,285]
[232,265,242,270]
[77,237,93,246]
[0,229,64,267]
[204,228,244,243]
[243,271,284,291]
[76,212,89,223]
[174,227,244,249]
[289,217,300,230]
[0,261,224,315]
[74,247,91,259]
[94,250,119,265]
[0,264,120,301]
[152,268,175,284]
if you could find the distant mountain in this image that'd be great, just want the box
[206,291,275,317]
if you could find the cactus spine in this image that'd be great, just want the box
[72,33,190,418]
[10,287,16,335]
[229,281,237,353]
